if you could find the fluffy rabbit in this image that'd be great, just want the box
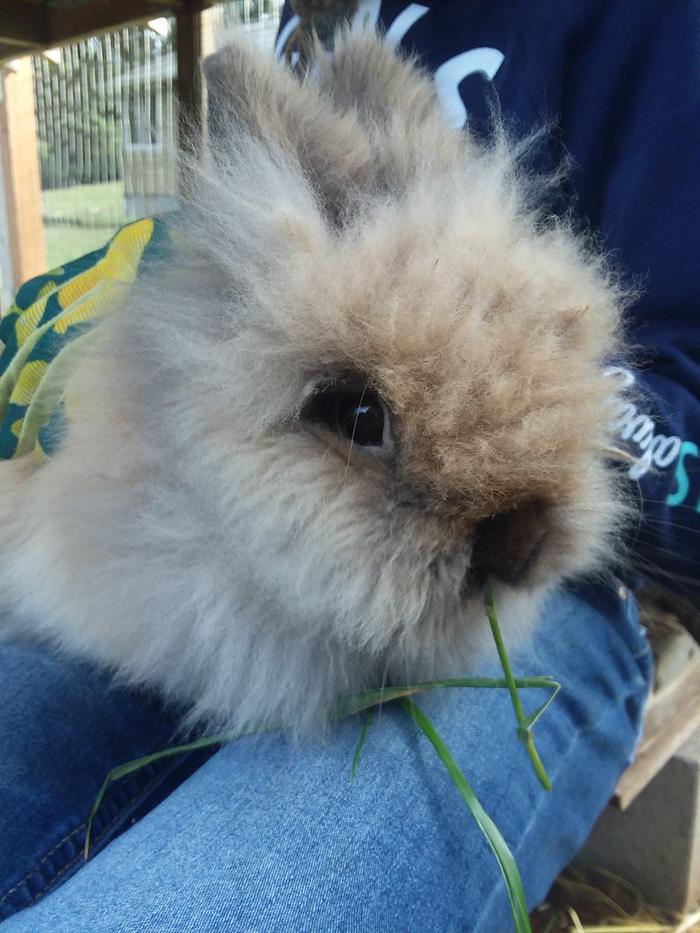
[0,33,629,736]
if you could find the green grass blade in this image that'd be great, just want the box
[349,711,373,783]
[403,698,532,933]
[522,682,561,731]
[83,591,557,933]
[337,686,425,718]
[484,583,553,791]
[414,676,559,691]
[85,675,559,859]
[84,733,232,860]
[336,676,559,719]
[484,583,528,726]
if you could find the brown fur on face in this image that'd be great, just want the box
[0,32,632,736]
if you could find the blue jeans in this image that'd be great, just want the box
[0,583,651,932]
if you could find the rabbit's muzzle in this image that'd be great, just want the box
[469,498,550,586]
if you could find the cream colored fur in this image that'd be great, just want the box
[0,33,631,736]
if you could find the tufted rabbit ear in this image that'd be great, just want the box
[315,30,467,187]
[202,40,372,218]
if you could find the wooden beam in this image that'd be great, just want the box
[48,0,185,44]
[0,3,46,46]
[614,655,700,810]
[0,43,30,61]
[0,0,220,64]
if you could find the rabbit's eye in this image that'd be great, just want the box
[303,382,390,449]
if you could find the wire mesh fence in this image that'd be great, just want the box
[31,1,283,270]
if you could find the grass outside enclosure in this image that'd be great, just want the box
[42,181,125,224]
[42,182,126,269]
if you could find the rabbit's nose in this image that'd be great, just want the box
[470,500,549,585]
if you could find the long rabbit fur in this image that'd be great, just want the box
[0,33,631,736]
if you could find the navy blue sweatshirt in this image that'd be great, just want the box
[277,0,700,596]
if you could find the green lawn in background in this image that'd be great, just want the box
[41,181,126,270]
[42,181,125,224]
[43,224,117,270]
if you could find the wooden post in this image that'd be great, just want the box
[0,57,46,303]
[200,6,217,59]
[176,5,202,196]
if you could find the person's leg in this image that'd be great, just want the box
[0,642,211,921]
[1,582,652,932]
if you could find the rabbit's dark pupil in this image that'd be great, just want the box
[305,385,385,446]
[334,389,384,445]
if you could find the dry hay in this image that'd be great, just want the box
[530,866,700,933]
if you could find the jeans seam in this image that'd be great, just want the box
[28,805,129,908]
[0,757,181,909]
[1,824,83,901]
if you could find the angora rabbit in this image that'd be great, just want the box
[0,33,629,736]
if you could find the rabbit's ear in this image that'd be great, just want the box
[317,30,440,132]
[202,41,371,216]
[315,30,465,184]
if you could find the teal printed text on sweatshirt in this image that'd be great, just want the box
[666,440,700,512]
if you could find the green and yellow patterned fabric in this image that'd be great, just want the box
[0,216,172,464]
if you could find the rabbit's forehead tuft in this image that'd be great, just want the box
[268,178,620,393]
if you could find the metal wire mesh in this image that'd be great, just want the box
[30,1,283,270]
